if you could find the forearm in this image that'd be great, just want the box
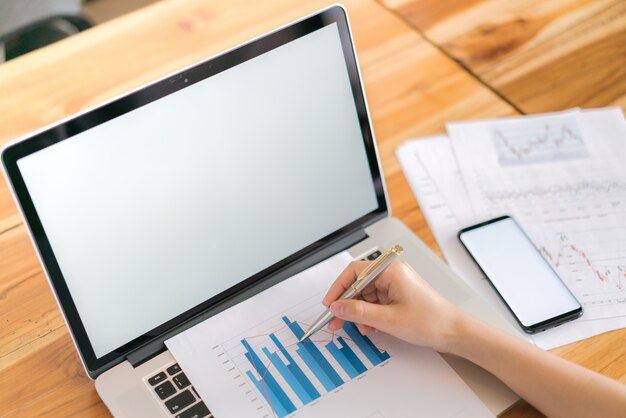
[447,315,626,418]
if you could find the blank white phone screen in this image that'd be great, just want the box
[459,218,580,328]
[16,23,379,358]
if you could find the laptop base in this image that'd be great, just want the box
[97,216,520,417]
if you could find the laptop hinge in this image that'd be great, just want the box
[126,226,369,368]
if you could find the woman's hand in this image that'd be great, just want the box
[323,261,626,418]
[322,260,465,353]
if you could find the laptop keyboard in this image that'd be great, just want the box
[146,363,211,418]
[145,249,380,417]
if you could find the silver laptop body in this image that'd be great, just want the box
[2,6,520,417]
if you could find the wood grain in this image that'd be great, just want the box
[0,0,621,417]
[380,0,626,113]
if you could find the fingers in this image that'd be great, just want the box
[370,260,407,291]
[361,290,378,303]
[323,259,414,307]
[327,317,344,332]
[356,323,374,335]
[376,288,389,305]
[322,261,369,306]
[329,299,393,331]
[323,260,411,336]
[327,316,374,335]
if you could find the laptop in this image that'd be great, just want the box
[1,5,520,417]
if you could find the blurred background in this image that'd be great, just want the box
[0,0,159,62]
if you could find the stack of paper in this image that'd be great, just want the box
[396,108,626,349]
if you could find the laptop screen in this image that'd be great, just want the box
[3,7,384,374]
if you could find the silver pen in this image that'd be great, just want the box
[299,245,404,342]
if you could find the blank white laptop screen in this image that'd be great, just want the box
[17,24,378,358]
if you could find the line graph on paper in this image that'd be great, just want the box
[476,178,626,223]
[491,115,588,165]
[464,162,626,223]
[211,294,390,418]
[482,179,626,205]
[538,226,626,318]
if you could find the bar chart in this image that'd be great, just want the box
[240,316,390,418]
[167,252,494,418]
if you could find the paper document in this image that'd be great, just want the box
[396,137,516,327]
[167,251,493,418]
[397,108,626,349]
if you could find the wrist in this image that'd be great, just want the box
[439,308,481,356]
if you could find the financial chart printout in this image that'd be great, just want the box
[491,113,588,165]
[166,252,493,418]
[447,109,626,221]
[397,108,626,349]
[447,109,626,322]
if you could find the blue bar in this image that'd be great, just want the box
[269,334,320,401]
[242,339,296,416]
[246,370,289,418]
[282,316,344,389]
[325,341,359,378]
[262,346,313,404]
[337,337,367,374]
[343,322,390,366]
[296,346,336,391]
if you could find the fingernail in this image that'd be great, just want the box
[330,302,344,317]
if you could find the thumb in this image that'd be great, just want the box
[330,299,393,330]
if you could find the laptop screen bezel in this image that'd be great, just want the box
[1,5,387,376]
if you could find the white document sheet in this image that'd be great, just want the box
[166,251,493,418]
[447,109,626,222]
[397,117,626,349]
[447,108,626,323]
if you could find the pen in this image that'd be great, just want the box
[299,245,404,342]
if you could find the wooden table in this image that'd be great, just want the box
[0,0,624,416]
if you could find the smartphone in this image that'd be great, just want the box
[458,215,583,333]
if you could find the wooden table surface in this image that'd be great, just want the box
[0,0,624,416]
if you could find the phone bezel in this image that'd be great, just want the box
[458,215,583,334]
